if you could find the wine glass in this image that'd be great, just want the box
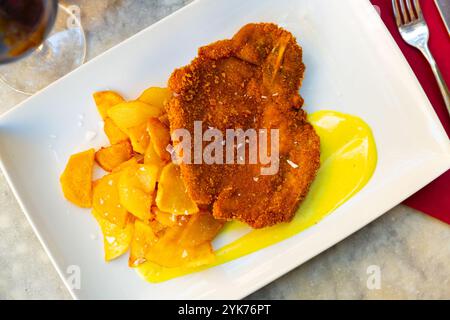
[0,0,86,95]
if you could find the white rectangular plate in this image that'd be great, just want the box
[0,0,449,299]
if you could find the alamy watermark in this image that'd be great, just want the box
[66,265,81,290]
[366,265,381,290]
[169,121,281,175]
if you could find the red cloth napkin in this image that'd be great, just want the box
[370,0,450,224]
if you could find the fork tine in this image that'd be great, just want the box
[392,0,402,26]
[405,0,417,20]
[398,0,410,23]
[414,0,422,18]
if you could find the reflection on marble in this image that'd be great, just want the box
[0,0,449,300]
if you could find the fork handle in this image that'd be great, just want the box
[419,44,450,116]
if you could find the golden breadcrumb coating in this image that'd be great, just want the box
[167,23,320,228]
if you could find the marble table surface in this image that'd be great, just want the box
[0,0,449,300]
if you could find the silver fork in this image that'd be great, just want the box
[392,0,450,115]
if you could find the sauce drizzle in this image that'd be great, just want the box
[138,110,378,282]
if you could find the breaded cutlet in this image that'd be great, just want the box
[167,23,320,228]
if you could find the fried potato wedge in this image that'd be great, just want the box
[95,141,133,172]
[112,157,139,173]
[93,210,134,261]
[92,172,128,227]
[144,140,166,174]
[107,101,162,133]
[178,212,224,247]
[60,149,95,208]
[156,163,199,215]
[147,219,167,236]
[93,91,125,120]
[128,122,150,154]
[146,222,215,268]
[133,214,216,268]
[137,87,171,114]
[129,220,158,267]
[152,207,178,227]
[147,117,171,162]
[118,164,159,221]
[104,117,129,145]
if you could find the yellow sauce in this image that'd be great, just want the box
[138,110,378,282]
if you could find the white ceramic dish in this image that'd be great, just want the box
[0,0,449,299]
